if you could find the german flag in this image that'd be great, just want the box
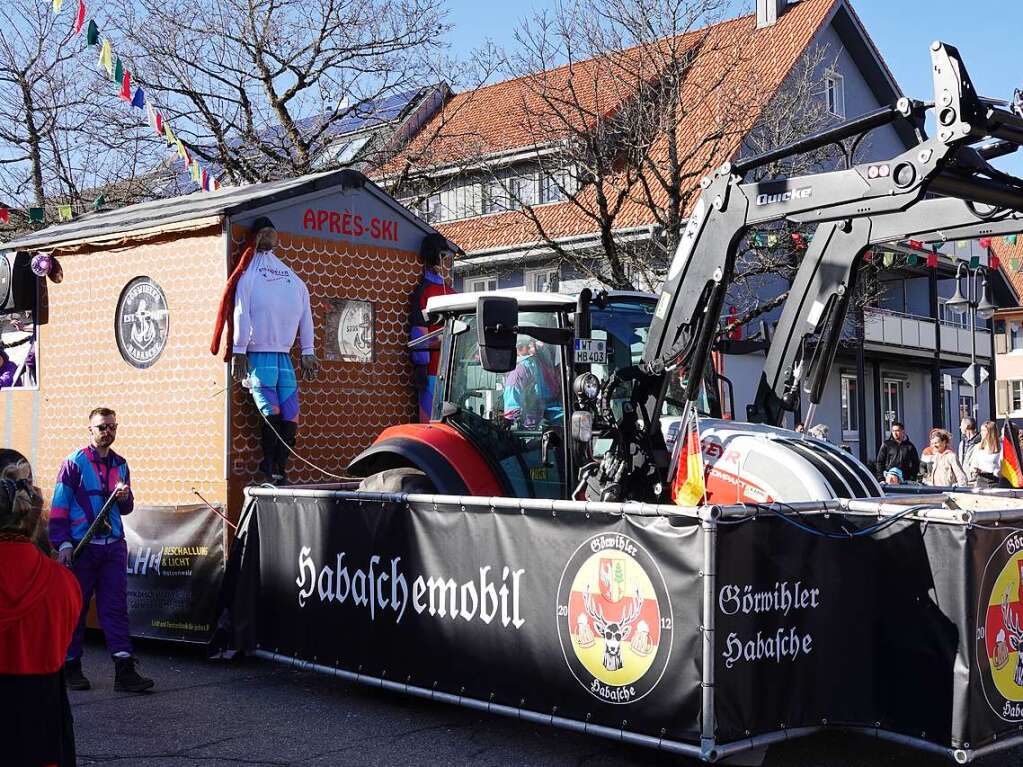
[1001,420,1023,488]
[671,406,706,506]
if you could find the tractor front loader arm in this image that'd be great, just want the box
[643,42,994,383]
[751,198,1023,427]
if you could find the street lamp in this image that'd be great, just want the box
[947,261,995,419]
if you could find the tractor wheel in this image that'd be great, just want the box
[357,467,436,493]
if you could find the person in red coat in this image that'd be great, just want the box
[0,465,82,767]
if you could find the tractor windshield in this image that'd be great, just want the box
[446,310,567,499]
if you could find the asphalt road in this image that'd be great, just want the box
[69,636,1017,767]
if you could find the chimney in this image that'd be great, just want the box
[757,0,787,28]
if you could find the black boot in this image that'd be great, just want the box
[258,414,283,482]
[276,421,298,485]
[113,656,154,693]
[64,658,90,691]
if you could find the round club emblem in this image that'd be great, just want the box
[115,276,169,369]
[337,301,373,362]
[556,533,672,704]
[977,531,1023,721]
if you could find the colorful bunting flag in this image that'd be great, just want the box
[882,251,894,267]
[191,161,201,182]
[908,239,924,251]
[957,240,967,249]
[98,40,112,77]
[791,232,805,250]
[131,87,145,109]
[991,254,1002,271]
[120,70,132,101]
[863,250,873,262]
[113,58,123,84]
[979,236,993,249]
[970,254,980,268]
[1007,234,1019,245]
[74,0,86,34]
[0,208,8,225]
[155,111,164,135]
[29,208,44,223]
[908,253,919,266]
[751,232,765,247]
[926,252,938,268]
[52,0,63,14]
[213,178,221,191]
[767,233,778,247]
[201,169,209,190]
[92,194,106,210]
[57,204,72,221]
[86,19,98,45]
[1012,257,1021,271]
[164,122,175,146]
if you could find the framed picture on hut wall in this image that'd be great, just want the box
[323,299,374,363]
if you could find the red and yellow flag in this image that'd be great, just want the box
[671,407,706,506]
[1001,420,1023,488]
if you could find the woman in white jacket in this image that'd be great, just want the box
[925,429,968,487]
[969,420,1002,488]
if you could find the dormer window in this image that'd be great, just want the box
[824,71,845,119]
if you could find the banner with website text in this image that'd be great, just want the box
[124,504,225,643]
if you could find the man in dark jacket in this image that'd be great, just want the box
[876,421,921,481]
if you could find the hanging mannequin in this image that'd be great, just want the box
[409,234,455,422]
[211,217,320,483]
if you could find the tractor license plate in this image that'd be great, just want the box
[574,338,607,364]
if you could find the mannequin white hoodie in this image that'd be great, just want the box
[231,250,314,355]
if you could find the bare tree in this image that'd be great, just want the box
[114,0,453,185]
[0,0,163,232]
[396,0,865,307]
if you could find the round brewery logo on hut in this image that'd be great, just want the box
[977,531,1023,721]
[556,533,672,704]
[116,276,169,368]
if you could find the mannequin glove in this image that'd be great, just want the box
[300,354,320,382]
[231,353,249,383]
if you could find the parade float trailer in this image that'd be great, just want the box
[222,41,1023,762]
[1,169,446,642]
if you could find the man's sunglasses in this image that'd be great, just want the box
[91,423,118,433]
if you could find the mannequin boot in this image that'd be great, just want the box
[259,414,284,482]
[276,420,298,485]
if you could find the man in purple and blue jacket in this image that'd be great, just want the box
[49,406,154,693]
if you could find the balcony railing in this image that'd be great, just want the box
[863,307,991,356]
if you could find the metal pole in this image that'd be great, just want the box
[856,306,869,463]
[699,505,718,760]
[971,267,979,420]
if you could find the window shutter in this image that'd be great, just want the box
[998,380,1010,416]
[995,319,1008,354]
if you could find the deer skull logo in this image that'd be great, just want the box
[1002,588,1023,686]
[583,586,644,672]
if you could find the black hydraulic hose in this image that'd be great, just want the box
[734,99,919,176]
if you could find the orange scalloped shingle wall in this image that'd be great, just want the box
[3,228,229,511]
[2,225,425,524]
[227,229,422,490]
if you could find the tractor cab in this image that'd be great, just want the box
[349,290,673,499]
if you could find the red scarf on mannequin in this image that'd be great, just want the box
[210,234,258,361]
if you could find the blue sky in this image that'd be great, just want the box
[443,0,1023,173]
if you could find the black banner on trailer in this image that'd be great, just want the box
[232,494,705,743]
[969,523,1023,748]
[124,504,225,643]
[714,516,969,747]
